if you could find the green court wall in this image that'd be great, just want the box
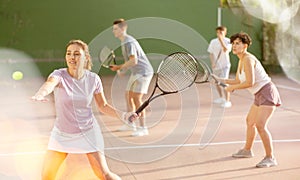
[0,0,262,76]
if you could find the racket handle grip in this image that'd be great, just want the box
[128,101,149,122]
[218,81,228,87]
[135,100,150,114]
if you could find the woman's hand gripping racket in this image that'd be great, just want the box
[195,59,227,87]
[128,52,198,122]
[99,46,116,68]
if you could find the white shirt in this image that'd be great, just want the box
[49,68,103,133]
[207,37,231,70]
[238,57,271,94]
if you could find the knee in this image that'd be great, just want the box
[133,96,143,104]
[41,162,60,180]
[104,172,121,180]
[256,123,267,133]
[246,118,256,128]
[41,171,55,180]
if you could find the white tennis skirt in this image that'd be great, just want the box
[48,123,104,154]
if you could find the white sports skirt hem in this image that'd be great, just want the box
[47,123,104,154]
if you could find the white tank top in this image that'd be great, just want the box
[238,57,271,94]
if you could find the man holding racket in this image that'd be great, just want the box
[110,18,154,137]
[207,26,232,108]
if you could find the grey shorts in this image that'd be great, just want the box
[126,74,153,94]
[254,82,281,107]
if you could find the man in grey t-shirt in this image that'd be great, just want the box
[111,18,154,137]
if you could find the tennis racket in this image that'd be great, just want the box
[129,52,198,121]
[195,59,227,87]
[99,46,116,68]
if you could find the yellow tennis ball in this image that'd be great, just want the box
[12,71,23,80]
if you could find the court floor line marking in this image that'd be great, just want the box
[1,139,299,156]
[276,84,300,92]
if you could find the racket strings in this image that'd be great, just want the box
[100,47,115,68]
[196,63,210,83]
[157,53,198,92]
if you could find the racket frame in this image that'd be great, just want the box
[134,52,198,115]
[99,46,116,68]
[195,59,227,87]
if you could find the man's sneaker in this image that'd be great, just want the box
[221,101,232,108]
[118,122,136,132]
[256,157,277,168]
[232,149,254,158]
[213,98,225,104]
[132,127,149,137]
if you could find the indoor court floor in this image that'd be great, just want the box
[0,74,299,180]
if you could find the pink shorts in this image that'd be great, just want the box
[254,82,281,107]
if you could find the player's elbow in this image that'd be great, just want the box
[132,59,138,65]
[98,103,109,114]
[95,99,108,111]
[244,81,254,88]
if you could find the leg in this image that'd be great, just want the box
[130,91,145,127]
[127,75,152,136]
[125,91,135,112]
[215,84,223,99]
[232,104,258,158]
[220,68,231,107]
[213,70,223,99]
[255,105,276,158]
[244,104,259,150]
[118,91,137,132]
[87,152,121,180]
[220,88,232,108]
[225,90,230,102]
[41,150,67,180]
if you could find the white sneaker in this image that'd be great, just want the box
[256,157,277,168]
[213,98,225,104]
[118,122,136,131]
[221,101,232,108]
[232,149,254,158]
[132,127,149,137]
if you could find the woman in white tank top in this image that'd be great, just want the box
[217,32,281,168]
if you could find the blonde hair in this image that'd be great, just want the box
[66,39,93,70]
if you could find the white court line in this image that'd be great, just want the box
[276,84,300,92]
[1,139,299,157]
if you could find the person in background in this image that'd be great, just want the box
[110,18,154,137]
[219,32,281,168]
[207,26,232,108]
[32,39,136,179]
